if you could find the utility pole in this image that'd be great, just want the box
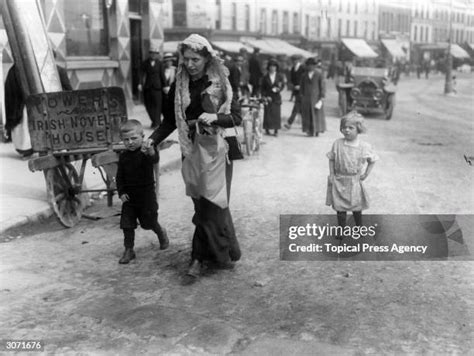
[444,0,453,94]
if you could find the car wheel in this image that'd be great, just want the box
[385,94,395,120]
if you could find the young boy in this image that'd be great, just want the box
[116,119,169,264]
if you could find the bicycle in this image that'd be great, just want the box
[240,97,265,156]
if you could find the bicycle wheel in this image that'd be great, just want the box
[242,114,252,156]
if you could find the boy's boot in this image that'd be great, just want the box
[119,248,136,264]
[156,225,169,250]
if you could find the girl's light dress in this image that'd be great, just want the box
[326,138,378,211]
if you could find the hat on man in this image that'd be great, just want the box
[306,57,317,66]
[163,52,175,61]
[149,44,160,53]
[291,54,302,60]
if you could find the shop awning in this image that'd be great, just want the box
[264,38,315,58]
[211,41,253,54]
[241,38,282,55]
[450,44,470,59]
[241,38,314,57]
[420,42,470,58]
[381,39,407,58]
[341,38,378,58]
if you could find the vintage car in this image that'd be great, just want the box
[337,67,396,120]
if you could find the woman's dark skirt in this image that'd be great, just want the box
[191,160,241,263]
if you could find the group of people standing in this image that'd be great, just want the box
[139,47,177,129]
[223,49,327,138]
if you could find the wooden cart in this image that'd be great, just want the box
[26,87,128,227]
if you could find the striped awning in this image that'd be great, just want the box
[211,41,253,54]
[450,44,470,59]
[241,38,314,58]
[381,39,407,58]
[341,38,378,58]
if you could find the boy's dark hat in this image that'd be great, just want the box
[306,57,317,65]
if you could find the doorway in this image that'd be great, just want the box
[130,19,142,103]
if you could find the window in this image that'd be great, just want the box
[271,10,278,35]
[355,2,358,14]
[245,5,250,31]
[414,26,417,42]
[231,3,236,30]
[65,0,109,56]
[172,0,187,27]
[317,16,320,37]
[346,19,350,36]
[420,26,423,42]
[347,1,350,13]
[283,11,289,33]
[339,0,342,11]
[260,9,267,33]
[293,12,299,33]
[364,20,368,38]
[372,22,375,40]
[327,18,331,37]
[354,20,357,37]
[128,0,142,14]
[426,27,429,42]
[338,18,341,38]
[305,14,309,37]
[215,0,221,29]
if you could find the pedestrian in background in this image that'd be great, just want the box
[224,53,241,99]
[261,58,285,137]
[326,111,378,228]
[4,52,72,158]
[144,34,242,284]
[248,47,263,97]
[300,57,326,137]
[236,54,250,100]
[139,45,166,129]
[116,119,169,264]
[284,54,305,130]
[162,52,177,115]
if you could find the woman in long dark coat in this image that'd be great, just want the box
[144,34,241,284]
[300,57,326,137]
[261,59,285,137]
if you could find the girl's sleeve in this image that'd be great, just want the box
[326,141,336,160]
[363,143,379,163]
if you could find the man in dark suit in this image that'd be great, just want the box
[139,45,166,128]
[248,48,263,97]
[284,54,305,129]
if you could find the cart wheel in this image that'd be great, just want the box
[45,163,84,227]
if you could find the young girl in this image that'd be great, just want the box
[326,111,378,227]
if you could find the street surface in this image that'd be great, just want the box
[1,72,473,355]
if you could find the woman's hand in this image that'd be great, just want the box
[143,138,154,149]
[120,193,129,203]
[198,112,218,126]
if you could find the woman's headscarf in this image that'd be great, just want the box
[174,34,233,157]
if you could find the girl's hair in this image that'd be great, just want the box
[340,111,367,133]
